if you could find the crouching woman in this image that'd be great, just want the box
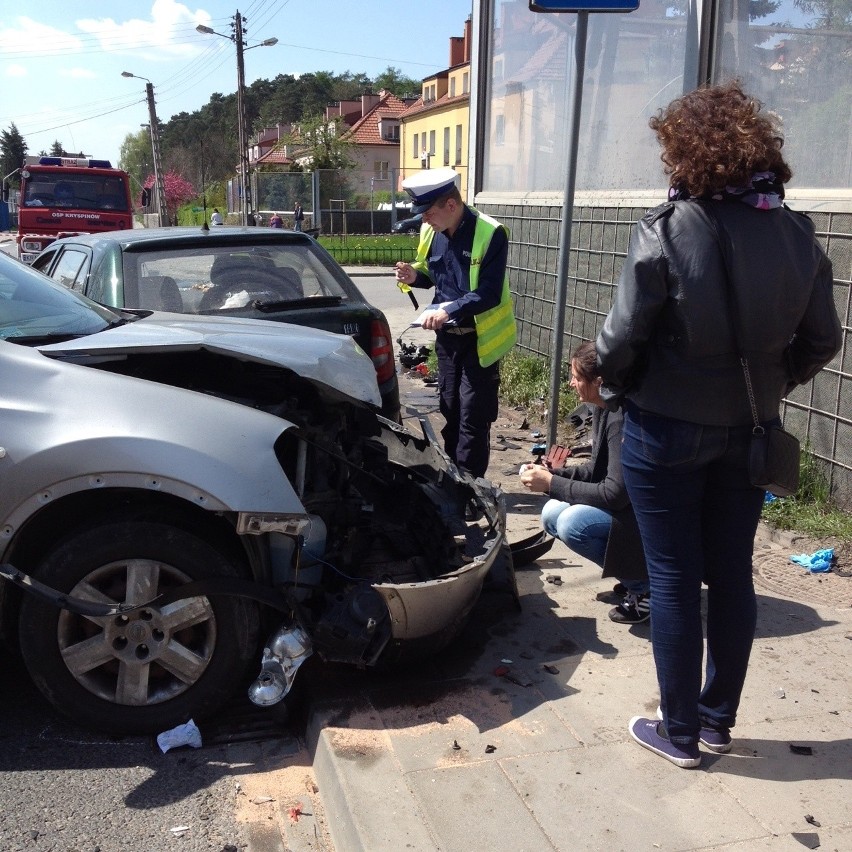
[519,340,649,623]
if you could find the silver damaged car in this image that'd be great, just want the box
[0,253,512,734]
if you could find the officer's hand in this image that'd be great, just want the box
[395,261,416,285]
[422,308,450,330]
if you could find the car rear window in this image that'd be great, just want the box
[121,242,360,313]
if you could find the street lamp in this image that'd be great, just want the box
[121,71,169,227]
[196,14,277,226]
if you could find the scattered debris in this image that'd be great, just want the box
[506,669,533,687]
[790,549,834,573]
[485,744,496,754]
[452,740,461,750]
[775,687,786,699]
[543,664,560,675]
[789,744,814,756]
[156,719,202,753]
[791,831,821,849]
[545,574,563,586]
[494,665,510,677]
[170,826,190,837]
[251,795,275,804]
[501,658,513,664]
[288,804,303,823]
[804,815,821,827]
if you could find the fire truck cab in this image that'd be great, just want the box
[17,156,133,263]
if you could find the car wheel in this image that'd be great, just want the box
[18,521,259,735]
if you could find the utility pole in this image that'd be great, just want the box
[197,13,276,227]
[234,11,251,225]
[144,83,170,227]
[122,71,169,228]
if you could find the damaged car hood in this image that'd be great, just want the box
[38,312,382,408]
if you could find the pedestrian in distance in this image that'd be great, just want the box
[597,80,842,768]
[394,167,516,479]
[293,201,304,231]
[269,212,283,229]
[519,340,650,623]
[210,208,223,226]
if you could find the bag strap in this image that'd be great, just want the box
[700,203,764,434]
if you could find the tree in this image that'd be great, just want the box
[119,129,157,205]
[49,140,64,156]
[372,66,421,98]
[144,170,195,223]
[1,123,27,187]
[289,115,355,171]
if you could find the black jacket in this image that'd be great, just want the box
[549,407,646,582]
[596,200,841,424]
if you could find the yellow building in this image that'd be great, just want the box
[399,18,471,200]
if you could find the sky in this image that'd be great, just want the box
[0,0,473,168]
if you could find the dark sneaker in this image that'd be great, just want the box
[613,582,627,596]
[629,716,701,768]
[608,592,650,624]
[655,706,732,754]
[699,727,732,753]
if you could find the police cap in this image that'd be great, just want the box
[401,167,461,214]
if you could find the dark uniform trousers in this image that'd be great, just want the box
[435,328,500,478]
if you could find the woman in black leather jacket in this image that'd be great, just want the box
[596,80,842,768]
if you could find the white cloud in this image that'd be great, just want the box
[5,64,28,78]
[0,16,82,55]
[77,0,211,60]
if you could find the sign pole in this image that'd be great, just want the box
[547,11,589,449]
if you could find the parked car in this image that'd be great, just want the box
[31,227,400,420]
[392,213,423,234]
[0,252,512,734]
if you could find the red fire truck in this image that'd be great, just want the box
[16,156,133,263]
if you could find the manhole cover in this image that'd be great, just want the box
[756,549,851,609]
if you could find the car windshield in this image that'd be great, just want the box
[0,253,120,342]
[121,241,360,314]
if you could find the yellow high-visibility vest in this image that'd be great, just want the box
[412,209,516,367]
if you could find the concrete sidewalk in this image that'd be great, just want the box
[301,374,852,852]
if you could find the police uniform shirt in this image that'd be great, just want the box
[413,205,507,328]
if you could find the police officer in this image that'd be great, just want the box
[394,167,516,479]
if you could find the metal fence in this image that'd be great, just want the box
[480,201,852,508]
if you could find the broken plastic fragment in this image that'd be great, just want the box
[452,740,461,750]
[494,665,510,677]
[543,664,560,675]
[789,744,814,755]
[485,744,496,753]
[170,826,190,836]
[804,815,821,827]
[156,719,202,753]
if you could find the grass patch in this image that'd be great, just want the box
[761,447,852,540]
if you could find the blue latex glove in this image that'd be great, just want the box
[790,548,834,573]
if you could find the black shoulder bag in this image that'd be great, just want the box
[704,204,800,497]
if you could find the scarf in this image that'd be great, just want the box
[668,171,785,210]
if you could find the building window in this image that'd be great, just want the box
[462,72,469,95]
[375,161,389,180]
[429,130,436,155]
[443,127,450,165]
[455,125,463,165]
[450,77,456,98]
[413,133,419,159]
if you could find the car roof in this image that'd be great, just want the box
[49,227,315,253]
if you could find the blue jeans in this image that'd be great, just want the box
[620,403,765,745]
[541,499,649,595]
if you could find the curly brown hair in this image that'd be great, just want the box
[649,80,791,197]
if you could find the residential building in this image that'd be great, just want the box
[400,17,472,196]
